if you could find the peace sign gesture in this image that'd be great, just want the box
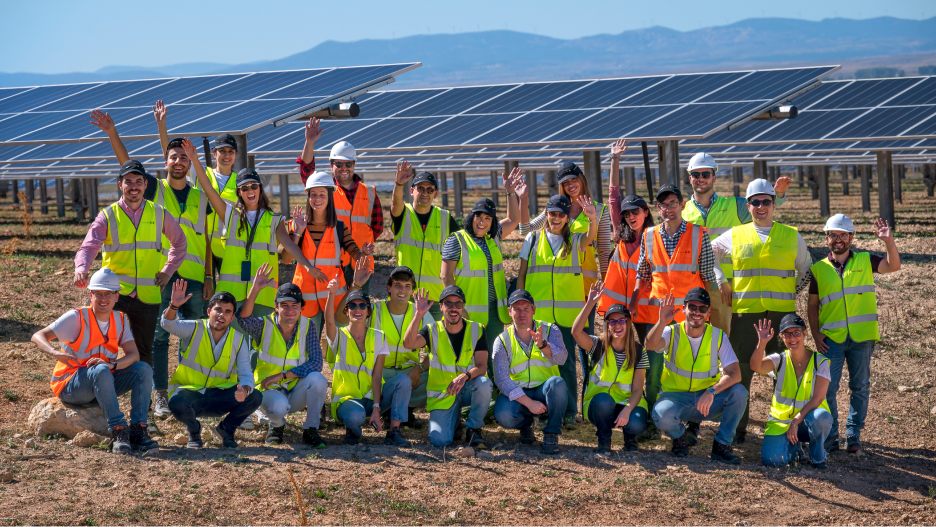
[658,294,676,325]
[611,139,627,157]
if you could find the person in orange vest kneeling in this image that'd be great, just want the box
[32,268,157,454]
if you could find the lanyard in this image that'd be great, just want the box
[243,210,265,261]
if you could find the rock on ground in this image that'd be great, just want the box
[27,398,108,439]
[69,430,110,448]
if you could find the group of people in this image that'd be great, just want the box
[30,105,901,468]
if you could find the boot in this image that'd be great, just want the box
[302,428,326,449]
[265,424,285,445]
[519,425,536,445]
[153,391,171,419]
[684,421,700,447]
[110,425,131,454]
[186,422,203,449]
[636,420,661,443]
[403,408,424,430]
[624,432,640,452]
[465,428,488,449]
[541,433,560,455]
[595,441,612,454]
[384,426,411,447]
[344,427,360,446]
[129,423,159,451]
[711,440,741,464]
[212,424,239,449]
[670,434,689,458]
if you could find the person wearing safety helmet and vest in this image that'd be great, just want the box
[573,281,649,454]
[235,263,328,448]
[33,268,157,454]
[751,314,833,469]
[492,289,570,455]
[645,288,747,464]
[681,152,791,335]
[518,194,597,431]
[807,214,900,455]
[391,162,460,321]
[323,278,413,447]
[188,140,321,316]
[403,285,493,449]
[296,119,385,294]
[710,178,813,446]
[441,169,524,352]
[365,266,435,428]
[283,171,375,330]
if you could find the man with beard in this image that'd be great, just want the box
[646,289,746,464]
[807,214,900,455]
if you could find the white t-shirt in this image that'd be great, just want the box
[655,324,738,367]
[767,352,831,381]
[49,310,135,345]
[214,173,231,191]
[389,311,435,334]
[326,329,390,358]
[520,231,584,260]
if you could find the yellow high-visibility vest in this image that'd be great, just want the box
[810,251,880,344]
[168,321,246,397]
[425,320,482,411]
[253,314,313,391]
[154,180,207,282]
[394,204,450,301]
[498,322,559,389]
[524,231,586,327]
[101,201,166,304]
[451,230,509,326]
[766,349,831,435]
[730,222,798,313]
[660,322,723,393]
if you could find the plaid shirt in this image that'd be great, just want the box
[637,219,716,283]
[296,156,384,239]
[235,310,323,377]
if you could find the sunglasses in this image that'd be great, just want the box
[413,186,436,195]
[606,318,629,327]
[623,209,643,218]
[238,183,260,192]
[781,329,803,339]
[748,199,774,208]
[346,301,369,311]
[442,301,465,309]
[686,304,710,314]
[332,161,354,168]
[689,171,713,179]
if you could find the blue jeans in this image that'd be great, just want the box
[383,367,428,409]
[154,274,206,392]
[822,336,873,441]
[168,386,263,435]
[556,325,578,419]
[428,376,493,447]
[59,362,153,429]
[652,384,748,446]
[493,376,568,435]
[761,408,833,466]
[260,372,329,429]
[586,392,648,443]
[336,373,412,436]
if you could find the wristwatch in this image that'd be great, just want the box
[706,387,716,395]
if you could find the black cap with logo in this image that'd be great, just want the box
[470,198,497,217]
[656,184,683,202]
[620,194,648,211]
[439,285,466,302]
[213,133,238,151]
[411,171,438,189]
[345,290,371,306]
[604,303,631,318]
[119,160,148,178]
[779,314,807,333]
[275,283,305,306]
[508,289,536,306]
[545,194,572,215]
[684,287,711,306]
[557,161,584,184]
[235,168,262,187]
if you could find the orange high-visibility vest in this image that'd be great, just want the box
[292,226,347,317]
[598,240,653,323]
[50,308,126,396]
[334,181,376,272]
[641,223,705,324]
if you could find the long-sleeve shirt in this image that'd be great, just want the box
[519,205,612,277]
[710,224,813,292]
[686,192,787,224]
[159,316,254,390]
[297,156,384,239]
[75,198,187,295]
[636,219,717,284]
[492,322,567,401]
[235,310,323,376]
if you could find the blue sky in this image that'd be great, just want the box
[3,0,933,74]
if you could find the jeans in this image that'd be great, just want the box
[822,336,874,441]
[556,325,578,419]
[428,376,493,447]
[336,373,411,436]
[586,392,648,443]
[153,274,206,392]
[493,376,568,435]
[383,367,428,409]
[761,408,833,466]
[729,311,789,433]
[577,306,597,406]
[168,386,263,434]
[260,372,329,429]
[115,294,161,368]
[59,362,153,429]
[652,384,748,446]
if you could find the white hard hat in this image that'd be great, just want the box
[745,178,776,199]
[687,152,718,173]
[823,213,855,233]
[88,268,122,292]
[305,171,336,191]
[329,141,357,161]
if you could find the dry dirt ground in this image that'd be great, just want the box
[0,180,934,526]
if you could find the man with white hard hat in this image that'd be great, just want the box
[682,152,791,335]
[710,178,812,445]
[297,118,383,294]
[32,268,157,454]
[807,214,900,455]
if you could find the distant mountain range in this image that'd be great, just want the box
[2,16,935,89]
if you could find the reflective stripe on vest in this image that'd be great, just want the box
[499,322,559,389]
[216,209,280,306]
[765,350,831,435]
[426,320,481,411]
[167,321,244,398]
[643,223,705,324]
[101,201,165,304]
[253,314,311,391]
[155,180,208,282]
[292,225,346,317]
[570,204,604,292]
[370,300,420,369]
[524,231,585,327]
[810,251,880,344]
[394,204,450,301]
[581,341,648,419]
[50,308,125,396]
[730,222,798,313]
[452,230,509,326]
[683,194,742,280]
[660,322,722,393]
[598,240,654,322]
[335,182,376,271]
[329,327,386,420]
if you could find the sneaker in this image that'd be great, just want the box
[624,433,640,452]
[683,421,700,447]
[238,416,255,430]
[186,423,203,449]
[265,425,285,445]
[519,425,536,445]
[812,460,828,470]
[465,428,488,449]
[733,430,747,445]
[110,425,131,454]
[541,433,560,455]
[129,423,159,451]
[212,424,239,449]
[253,408,271,426]
[153,392,171,419]
[671,434,689,458]
[825,433,841,453]
[384,427,411,447]
[344,427,360,446]
[302,428,326,449]
[562,416,578,430]
[595,441,612,454]
[453,419,465,441]
[711,440,741,464]
[403,408,424,430]
[846,437,862,454]
[636,420,661,443]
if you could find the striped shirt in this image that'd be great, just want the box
[579,335,650,372]
[519,204,612,277]
[636,219,716,283]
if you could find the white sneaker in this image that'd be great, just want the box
[153,392,171,419]
[238,416,255,430]
[253,408,271,426]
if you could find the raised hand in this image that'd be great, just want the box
[253,262,277,290]
[586,280,604,304]
[180,138,198,161]
[170,278,193,306]
[394,161,414,185]
[89,110,116,135]
[579,196,597,219]
[326,273,341,295]
[305,117,323,144]
[774,176,792,195]
[611,139,627,157]
[352,255,374,288]
[514,177,528,200]
[754,318,774,344]
[503,166,523,193]
[658,294,676,325]
[413,287,433,314]
[874,218,892,242]
[291,204,307,233]
[152,100,167,123]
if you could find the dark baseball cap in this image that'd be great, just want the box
[275,283,305,306]
[389,266,415,281]
[345,290,371,306]
[508,289,535,306]
[684,287,711,306]
[235,168,261,187]
[470,198,497,217]
[439,285,466,303]
[545,194,572,215]
[620,194,648,212]
[213,133,238,151]
[779,314,807,333]
[656,184,683,202]
[557,161,583,184]
[411,171,438,188]
[604,303,631,318]
[119,160,148,178]
[165,137,186,153]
